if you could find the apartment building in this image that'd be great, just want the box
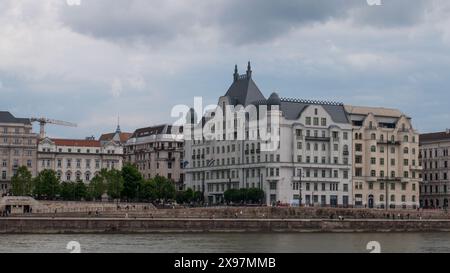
[37,138,123,183]
[346,106,420,209]
[184,64,353,206]
[0,111,38,195]
[124,125,184,189]
[419,130,450,209]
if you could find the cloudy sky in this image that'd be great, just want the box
[1,0,450,138]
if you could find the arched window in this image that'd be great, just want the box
[371,133,376,140]
[404,147,409,154]
[85,172,91,181]
[66,172,72,181]
[76,172,82,181]
[359,133,362,139]
[355,133,359,140]
[403,135,409,142]
[380,134,384,141]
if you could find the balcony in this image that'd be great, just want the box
[377,140,401,145]
[305,136,330,142]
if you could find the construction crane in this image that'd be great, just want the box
[30,117,77,139]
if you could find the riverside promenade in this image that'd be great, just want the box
[1,205,450,234]
[2,217,450,234]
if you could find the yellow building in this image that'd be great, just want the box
[345,106,421,209]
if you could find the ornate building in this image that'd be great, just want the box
[184,64,353,206]
[124,125,184,189]
[37,138,123,183]
[0,112,38,196]
[419,130,450,209]
[346,106,421,209]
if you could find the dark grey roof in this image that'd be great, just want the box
[0,111,31,125]
[279,98,349,124]
[224,75,266,106]
[132,124,182,138]
[420,131,450,143]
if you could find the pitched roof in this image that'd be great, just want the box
[0,111,31,125]
[420,131,450,143]
[279,98,349,123]
[50,138,101,147]
[344,105,404,118]
[99,132,132,143]
[224,75,266,106]
[131,124,183,138]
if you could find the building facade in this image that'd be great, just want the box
[0,112,38,196]
[37,138,123,183]
[419,131,450,209]
[184,64,353,206]
[346,106,420,209]
[124,125,184,189]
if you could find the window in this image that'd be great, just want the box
[321,118,327,126]
[313,117,319,126]
[305,117,311,125]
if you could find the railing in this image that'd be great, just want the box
[305,136,330,142]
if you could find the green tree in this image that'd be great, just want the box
[224,189,240,203]
[152,175,175,203]
[88,170,108,200]
[11,166,33,196]
[106,169,124,199]
[59,182,75,200]
[121,164,142,200]
[140,179,156,201]
[193,191,204,203]
[33,169,60,200]
[247,188,264,203]
[74,180,87,201]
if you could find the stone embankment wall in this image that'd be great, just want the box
[21,206,450,220]
[2,218,450,234]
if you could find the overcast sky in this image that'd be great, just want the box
[1,0,450,138]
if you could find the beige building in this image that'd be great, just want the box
[419,131,450,209]
[124,125,184,189]
[0,111,38,196]
[37,138,124,183]
[346,106,420,209]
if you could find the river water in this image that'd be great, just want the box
[0,233,449,253]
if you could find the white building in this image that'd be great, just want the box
[37,138,124,183]
[183,63,353,206]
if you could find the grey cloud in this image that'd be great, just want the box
[58,0,434,46]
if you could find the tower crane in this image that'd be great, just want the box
[30,117,77,139]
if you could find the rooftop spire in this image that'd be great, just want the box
[115,115,121,134]
[233,64,239,82]
[246,61,252,78]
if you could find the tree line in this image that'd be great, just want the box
[10,164,203,204]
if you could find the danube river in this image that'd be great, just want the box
[0,233,449,253]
